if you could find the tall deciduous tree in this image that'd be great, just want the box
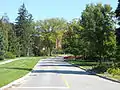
[62,19,83,58]
[35,18,66,56]
[81,3,116,63]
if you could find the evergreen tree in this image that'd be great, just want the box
[115,0,120,62]
[0,15,9,53]
[0,30,4,52]
[0,27,4,60]
[7,23,18,56]
[0,14,10,57]
[115,0,120,44]
[15,3,33,56]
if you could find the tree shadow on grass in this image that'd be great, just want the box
[0,67,32,71]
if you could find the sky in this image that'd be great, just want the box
[0,0,118,22]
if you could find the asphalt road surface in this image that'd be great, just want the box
[8,57,120,90]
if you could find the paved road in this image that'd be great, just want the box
[8,57,120,90]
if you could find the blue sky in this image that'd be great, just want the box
[0,0,118,22]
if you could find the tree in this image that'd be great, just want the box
[7,23,19,56]
[81,3,116,63]
[115,0,120,62]
[0,15,9,53]
[0,14,11,57]
[115,0,120,23]
[15,3,33,56]
[62,19,83,58]
[35,18,66,56]
[0,30,4,60]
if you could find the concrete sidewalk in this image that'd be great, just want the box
[0,57,26,65]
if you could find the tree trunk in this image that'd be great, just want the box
[49,48,52,56]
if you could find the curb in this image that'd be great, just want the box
[69,63,120,84]
[95,74,120,83]
[0,72,31,90]
[0,59,44,90]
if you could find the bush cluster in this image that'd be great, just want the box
[107,68,120,76]
[4,52,16,59]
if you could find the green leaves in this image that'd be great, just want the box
[34,18,66,56]
[0,31,4,51]
[63,3,116,61]
[15,3,33,56]
[81,3,116,59]
[62,19,83,57]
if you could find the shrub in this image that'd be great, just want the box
[39,50,47,56]
[0,56,4,60]
[0,51,4,60]
[92,64,109,73]
[107,68,120,76]
[116,63,120,68]
[4,52,16,59]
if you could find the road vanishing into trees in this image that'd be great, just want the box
[8,57,120,90]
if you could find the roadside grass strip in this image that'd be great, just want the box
[0,57,42,87]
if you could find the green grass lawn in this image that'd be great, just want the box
[111,75,120,80]
[0,57,46,87]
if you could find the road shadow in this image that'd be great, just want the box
[31,69,91,75]
[65,60,97,66]
[38,64,74,67]
[0,67,32,71]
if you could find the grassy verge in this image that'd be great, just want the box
[97,73,120,81]
[67,60,120,81]
[68,60,96,70]
[0,57,46,87]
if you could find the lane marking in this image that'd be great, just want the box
[61,75,70,88]
[13,86,69,89]
[55,66,70,88]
